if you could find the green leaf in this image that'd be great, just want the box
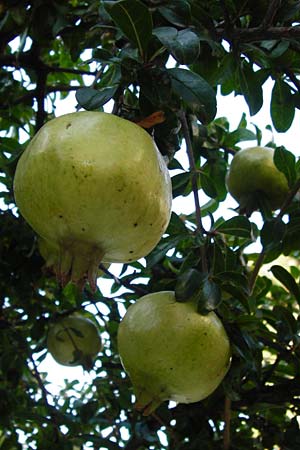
[153,27,200,64]
[76,86,118,110]
[270,265,300,303]
[200,171,217,198]
[216,216,252,238]
[200,159,227,200]
[271,79,295,132]
[175,268,204,302]
[197,278,222,314]
[224,128,257,147]
[238,63,264,115]
[261,218,286,253]
[104,0,153,57]
[168,68,217,123]
[171,171,191,197]
[158,0,191,27]
[166,212,187,234]
[273,146,296,187]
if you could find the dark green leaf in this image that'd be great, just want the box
[200,159,227,200]
[197,278,222,314]
[158,0,191,27]
[224,128,256,147]
[168,68,217,123]
[153,27,200,64]
[238,63,264,116]
[200,171,217,198]
[104,0,152,56]
[271,79,295,132]
[76,86,118,110]
[216,216,252,238]
[92,48,116,63]
[171,171,191,197]
[175,268,204,302]
[273,146,296,187]
[261,218,286,253]
[145,235,184,267]
[270,265,300,303]
[166,212,187,235]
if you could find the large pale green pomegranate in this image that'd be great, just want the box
[47,314,102,370]
[13,112,172,288]
[118,291,231,415]
[226,146,289,213]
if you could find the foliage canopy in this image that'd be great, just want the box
[1,0,300,449]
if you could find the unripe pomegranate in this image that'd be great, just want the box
[226,146,289,213]
[47,314,102,370]
[118,291,231,415]
[13,112,172,289]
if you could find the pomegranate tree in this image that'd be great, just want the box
[13,112,172,289]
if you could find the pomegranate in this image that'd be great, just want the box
[47,314,102,370]
[118,291,231,415]
[13,112,172,289]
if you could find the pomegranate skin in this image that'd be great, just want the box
[13,112,172,288]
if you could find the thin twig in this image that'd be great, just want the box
[285,69,300,93]
[249,250,265,295]
[98,264,147,295]
[215,25,300,43]
[29,354,61,442]
[223,396,231,450]
[277,177,300,218]
[35,67,47,132]
[178,111,208,273]
[259,0,282,30]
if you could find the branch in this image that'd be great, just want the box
[277,177,300,218]
[0,84,81,109]
[259,0,282,30]
[249,250,265,295]
[216,25,300,43]
[285,69,300,93]
[0,52,96,76]
[28,354,61,442]
[98,264,148,296]
[178,111,208,273]
[35,67,47,132]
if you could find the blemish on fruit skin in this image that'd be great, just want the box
[82,227,86,232]
[129,250,134,254]
[134,223,138,227]
[66,123,72,129]
[58,215,63,219]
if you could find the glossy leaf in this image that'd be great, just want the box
[76,86,118,110]
[261,218,286,253]
[197,277,222,314]
[273,146,296,187]
[175,268,204,302]
[104,0,153,57]
[271,79,295,132]
[216,216,252,238]
[270,265,300,303]
[153,27,200,64]
[158,0,191,27]
[168,68,217,123]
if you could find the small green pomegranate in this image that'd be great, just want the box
[47,314,102,370]
[226,146,289,213]
[118,291,231,415]
[13,112,172,289]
